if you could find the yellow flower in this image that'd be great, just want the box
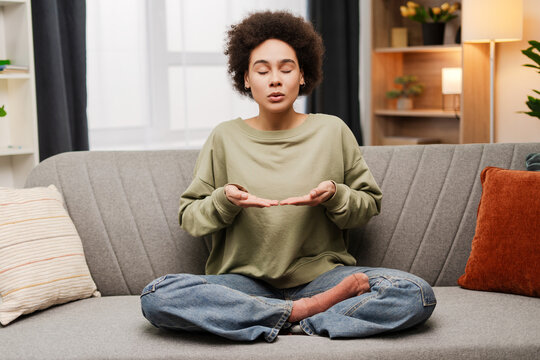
[407,1,419,8]
[449,2,461,13]
[407,7,417,16]
[400,5,408,17]
[441,3,450,11]
[432,7,441,15]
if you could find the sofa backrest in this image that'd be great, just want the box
[25,143,540,295]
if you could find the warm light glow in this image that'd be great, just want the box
[462,0,523,42]
[442,67,462,95]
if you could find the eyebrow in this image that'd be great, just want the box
[252,59,297,66]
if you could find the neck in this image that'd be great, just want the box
[255,107,305,131]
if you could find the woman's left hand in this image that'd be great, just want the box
[279,180,336,206]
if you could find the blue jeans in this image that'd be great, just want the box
[140,266,436,342]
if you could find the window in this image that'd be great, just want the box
[87,0,308,150]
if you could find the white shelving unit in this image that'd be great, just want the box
[0,0,38,188]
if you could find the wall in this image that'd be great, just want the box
[496,0,540,143]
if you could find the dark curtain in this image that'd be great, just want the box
[308,0,363,145]
[31,0,88,161]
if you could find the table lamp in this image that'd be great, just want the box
[442,67,462,111]
[462,0,523,143]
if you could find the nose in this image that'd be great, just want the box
[269,72,282,87]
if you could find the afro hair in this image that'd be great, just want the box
[225,11,324,98]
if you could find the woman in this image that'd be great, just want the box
[140,11,436,342]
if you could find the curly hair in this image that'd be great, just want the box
[225,11,324,98]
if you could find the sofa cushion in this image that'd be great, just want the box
[526,153,540,171]
[0,186,100,325]
[458,167,540,297]
[1,288,539,360]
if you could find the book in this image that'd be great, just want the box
[0,65,29,73]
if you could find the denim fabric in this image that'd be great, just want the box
[140,266,436,342]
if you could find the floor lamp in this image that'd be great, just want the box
[462,0,523,143]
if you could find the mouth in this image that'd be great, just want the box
[268,92,285,102]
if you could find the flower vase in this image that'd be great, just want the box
[422,22,445,45]
[396,97,413,111]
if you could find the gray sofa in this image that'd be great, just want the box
[3,143,540,359]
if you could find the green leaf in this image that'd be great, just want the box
[522,46,540,67]
[439,13,457,22]
[528,40,540,51]
[407,84,424,96]
[0,105,6,117]
[411,5,428,23]
[386,90,402,99]
[524,111,540,119]
[523,95,540,119]
[525,96,540,113]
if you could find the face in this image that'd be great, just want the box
[244,39,305,114]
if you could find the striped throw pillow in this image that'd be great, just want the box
[0,185,100,325]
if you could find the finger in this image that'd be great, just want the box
[279,196,302,205]
[233,192,248,200]
[251,196,279,206]
[240,196,279,208]
[240,200,272,208]
[239,201,269,208]
[280,195,312,206]
[282,191,332,206]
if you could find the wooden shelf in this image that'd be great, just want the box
[374,45,462,54]
[375,109,460,118]
[369,0,489,145]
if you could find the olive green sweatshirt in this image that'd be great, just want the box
[178,113,382,288]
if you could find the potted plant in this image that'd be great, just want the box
[386,75,424,110]
[520,40,540,120]
[400,1,460,45]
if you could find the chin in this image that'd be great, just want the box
[263,101,296,113]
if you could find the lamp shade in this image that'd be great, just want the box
[462,0,523,42]
[442,67,462,95]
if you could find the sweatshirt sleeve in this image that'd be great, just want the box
[321,124,382,229]
[178,132,242,237]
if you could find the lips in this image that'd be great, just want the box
[268,92,285,102]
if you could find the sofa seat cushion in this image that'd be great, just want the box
[2,287,539,360]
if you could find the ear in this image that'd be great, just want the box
[300,70,305,86]
[244,71,250,89]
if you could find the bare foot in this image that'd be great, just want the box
[289,273,370,322]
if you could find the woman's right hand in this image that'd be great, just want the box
[224,184,279,208]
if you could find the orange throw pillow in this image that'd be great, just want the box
[458,167,540,297]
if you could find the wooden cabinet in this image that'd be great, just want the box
[0,0,38,187]
[370,0,489,145]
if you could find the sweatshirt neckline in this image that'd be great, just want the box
[235,114,314,140]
